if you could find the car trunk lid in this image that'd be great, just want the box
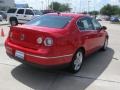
[9,25,55,50]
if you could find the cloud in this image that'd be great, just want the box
[109,0,120,5]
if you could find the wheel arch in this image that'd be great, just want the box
[9,17,18,22]
[74,47,86,58]
[79,47,85,56]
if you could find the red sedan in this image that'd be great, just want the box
[5,13,108,73]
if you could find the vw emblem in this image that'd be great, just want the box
[20,34,25,41]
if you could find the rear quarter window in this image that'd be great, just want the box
[77,17,94,30]
[7,9,17,13]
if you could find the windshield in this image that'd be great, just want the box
[26,15,72,28]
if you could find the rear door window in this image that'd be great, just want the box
[77,17,94,30]
[17,9,24,14]
[25,9,34,15]
[7,8,17,13]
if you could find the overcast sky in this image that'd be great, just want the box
[15,0,120,12]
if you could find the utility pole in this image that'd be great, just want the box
[88,0,91,14]
[68,0,72,12]
[93,0,95,11]
[80,0,81,13]
[47,0,49,9]
[41,1,44,10]
[52,0,54,10]
[67,0,70,8]
[46,0,49,9]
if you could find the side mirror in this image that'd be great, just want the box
[101,26,107,30]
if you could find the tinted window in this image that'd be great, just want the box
[7,8,17,13]
[41,10,54,14]
[17,9,24,14]
[77,17,94,30]
[92,18,101,30]
[33,10,42,15]
[26,15,72,28]
[25,9,34,15]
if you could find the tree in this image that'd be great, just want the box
[49,2,61,11]
[100,4,113,16]
[112,5,120,15]
[100,4,120,16]
[118,9,120,16]
[59,4,71,12]
[49,2,71,12]
[89,11,99,15]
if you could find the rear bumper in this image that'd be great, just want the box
[5,40,73,67]
[7,53,70,69]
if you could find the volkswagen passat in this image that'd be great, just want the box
[5,13,108,73]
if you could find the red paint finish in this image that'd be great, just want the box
[5,13,108,67]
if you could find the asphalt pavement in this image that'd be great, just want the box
[0,21,120,90]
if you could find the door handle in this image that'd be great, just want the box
[16,15,18,16]
[24,15,27,17]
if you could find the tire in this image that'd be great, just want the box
[10,18,18,26]
[69,50,84,73]
[101,38,108,51]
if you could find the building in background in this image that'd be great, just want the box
[16,4,29,8]
[0,0,15,11]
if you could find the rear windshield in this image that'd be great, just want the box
[25,15,72,28]
[7,8,17,13]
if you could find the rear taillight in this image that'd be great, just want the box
[44,37,53,46]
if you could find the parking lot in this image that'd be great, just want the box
[0,21,120,90]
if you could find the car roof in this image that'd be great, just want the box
[8,8,33,10]
[47,13,86,18]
